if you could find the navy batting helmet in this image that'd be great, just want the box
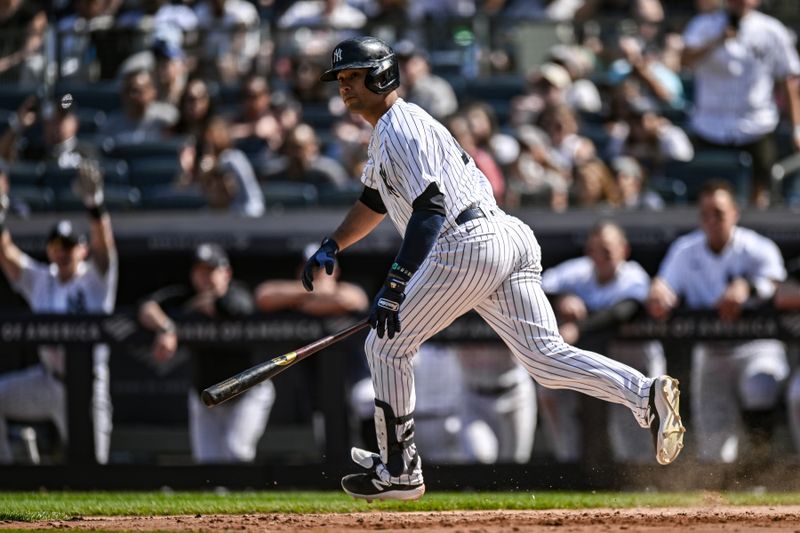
[319,36,400,94]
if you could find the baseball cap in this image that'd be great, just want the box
[611,156,643,180]
[193,243,229,268]
[47,220,86,247]
[152,23,184,60]
[152,38,184,60]
[538,62,572,89]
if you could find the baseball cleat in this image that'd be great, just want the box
[341,473,425,501]
[649,376,686,465]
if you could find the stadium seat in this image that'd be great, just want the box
[126,157,180,188]
[261,181,318,208]
[52,183,141,211]
[302,104,338,130]
[8,161,45,185]
[663,149,752,203]
[317,181,362,206]
[138,184,208,210]
[104,137,188,161]
[11,185,54,211]
[463,75,526,101]
[0,85,45,112]
[54,81,121,113]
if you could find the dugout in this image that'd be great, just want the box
[1,207,800,489]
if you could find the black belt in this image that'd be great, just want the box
[456,206,488,225]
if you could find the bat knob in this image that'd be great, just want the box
[201,389,217,407]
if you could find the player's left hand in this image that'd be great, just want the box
[302,237,339,292]
[73,158,105,208]
[369,272,408,339]
[717,277,750,321]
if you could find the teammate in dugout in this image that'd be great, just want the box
[648,180,790,463]
[138,243,274,463]
[0,160,116,464]
[302,36,686,501]
[540,221,666,464]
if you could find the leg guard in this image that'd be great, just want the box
[374,399,423,483]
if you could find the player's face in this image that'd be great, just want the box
[586,229,627,279]
[46,240,86,280]
[337,69,380,114]
[699,189,738,250]
[191,263,231,297]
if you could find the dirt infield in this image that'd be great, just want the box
[4,506,800,532]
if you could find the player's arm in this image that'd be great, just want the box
[331,188,387,251]
[681,27,731,69]
[138,287,186,363]
[575,298,642,338]
[298,282,370,316]
[0,181,23,283]
[782,75,800,152]
[77,159,116,276]
[647,277,678,320]
[369,183,446,338]
[302,186,386,291]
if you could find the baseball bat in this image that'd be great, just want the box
[201,318,370,407]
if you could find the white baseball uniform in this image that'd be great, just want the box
[361,98,656,485]
[0,252,117,464]
[410,342,536,465]
[541,256,666,463]
[657,226,788,462]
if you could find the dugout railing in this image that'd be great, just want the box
[1,309,800,491]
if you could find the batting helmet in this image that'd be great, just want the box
[319,36,400,94]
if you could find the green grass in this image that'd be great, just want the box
[1,491,800,521]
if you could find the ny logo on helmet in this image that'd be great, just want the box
[333,48,343,63]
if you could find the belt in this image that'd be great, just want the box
[456,206,488,225]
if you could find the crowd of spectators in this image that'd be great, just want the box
[1,0,800,469]
[0,0,798,217]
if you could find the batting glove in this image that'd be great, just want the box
[302,237,339,292]
[369,269,409,339]
[73,159,105,209]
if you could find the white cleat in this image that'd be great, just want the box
[650,376,686,465]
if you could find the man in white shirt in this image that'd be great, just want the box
[682,0,800,207]
[648,179,789,463]
[0,161,117,464]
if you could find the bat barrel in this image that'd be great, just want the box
[201,319,370,407]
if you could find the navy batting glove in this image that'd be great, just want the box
[369,271,409,339]
[302,237,339,292]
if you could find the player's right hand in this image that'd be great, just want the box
[153,331,178,362]
[302,237,339,291]
[369,271,408,339]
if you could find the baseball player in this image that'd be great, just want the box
[648,180,788,463]
[540,221,666,463]
[775,259,800,456]
[139,243,274,463]
[304,36,685,501]
[456,343,537,464]
[0,161,116,464]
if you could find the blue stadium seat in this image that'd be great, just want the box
[126,157,180,188]
[262,181,318,208]
[55,81,121,113]
[104,137,188,161]
[317,181,361,206]
[663,149,752,203]
[0,85,45,111]
[8,161,45,185]
[138,184,208,210]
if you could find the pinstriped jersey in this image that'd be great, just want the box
[360,98,497,235]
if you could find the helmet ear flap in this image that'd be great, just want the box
[365,56,400,94]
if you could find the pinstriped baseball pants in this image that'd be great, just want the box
[364,213,654,478]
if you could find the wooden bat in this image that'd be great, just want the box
[201,318,370,407]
